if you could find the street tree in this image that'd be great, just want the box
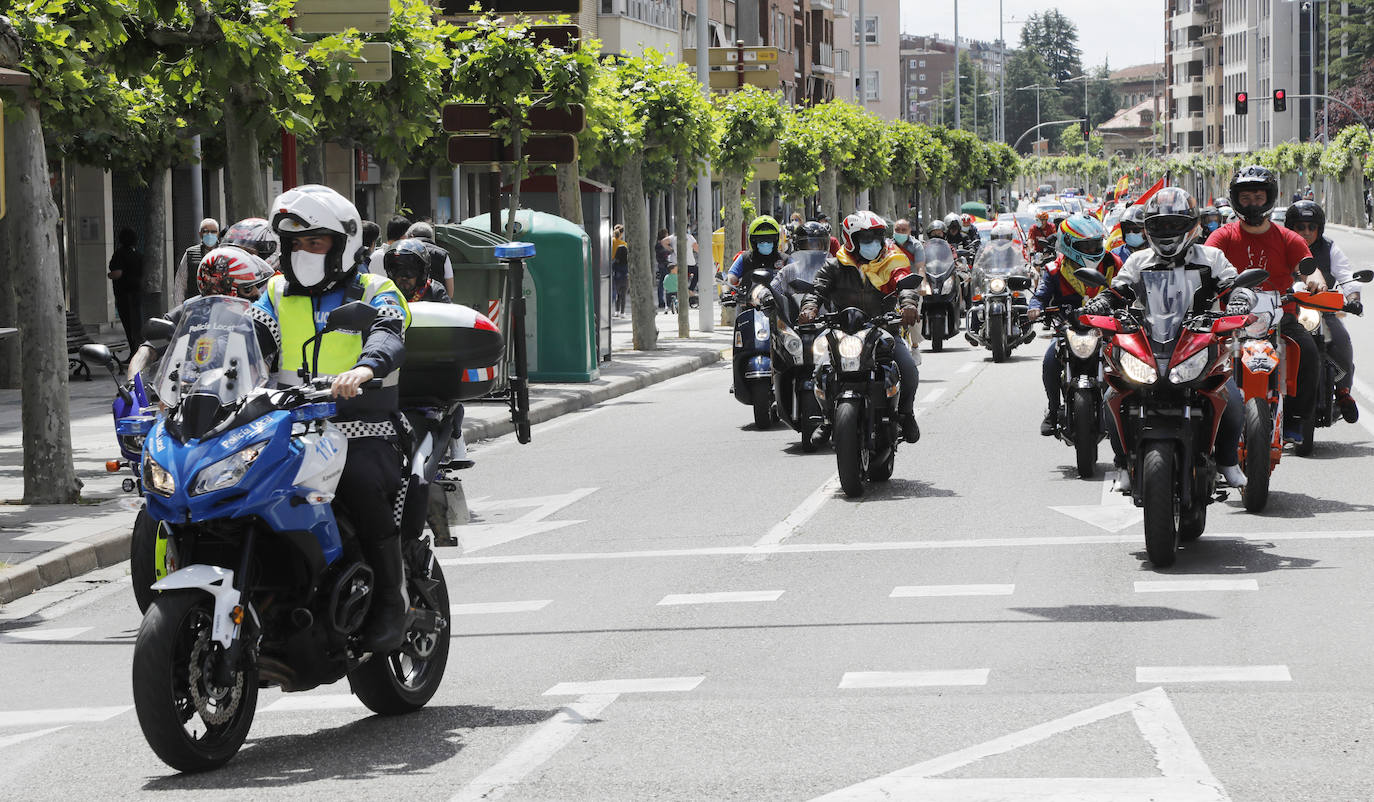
[1020,10,1084,119]
[1004,48,1063,153]
[713,86,787,255]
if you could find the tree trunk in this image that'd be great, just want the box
[722,170,744,257]
[556,158,584,226]
[505,106,524,240]
[620,153,657,351]
[820,167,839,232]
[674,162,691,338]
[223,93,266,224]
[143,167,169,316]
[875,183,895,222]
[375,157,402,224]
[0,190,20,388]
[301,140,328,186]
[6,102,80,503]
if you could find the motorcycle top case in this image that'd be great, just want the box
[399,301,505,402]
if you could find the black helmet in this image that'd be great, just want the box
[1285,199,1326,238]
[926,220,947,238]
[1120,205,1146,227]
[383,238,431,283]
[797,221,830,251]
[1228,165,1279,226]
[1142,187,1200,260]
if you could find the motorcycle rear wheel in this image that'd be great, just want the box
[1241,397,1271,513]
[927,310,945,352]
[1141,442,1180,568]
[1179,500,1207,541]
[349,558,451,715]
[1071,389,1098,479]
[990,314,1009,363]
[834,401,866,498]
[133,591,258,773]
[753,393,772,430]
[868,421,896,482]
[1292,414,1316,457]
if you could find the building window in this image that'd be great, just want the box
[919,73,926,82]
[854,16,877,45]
[865,70,880,101]
[919,86,927,96]
[919,59,926,68]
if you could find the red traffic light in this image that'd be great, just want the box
[1234,91,1249,115]
[1273,89,1287,112]
[1237,92,1247,103]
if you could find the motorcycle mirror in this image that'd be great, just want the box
[79,343,118,375]
[789,280,815,294]
[894,274,922,291]
[143,317,175,345]
[1351,269,1373,283]
[1295,256,1319,277]
[1233,268,1268,289]
[324,301,378,334]
[1074,269,1107,288]
[750,268,773,287]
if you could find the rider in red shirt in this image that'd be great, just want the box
[1026,210,1057,255]
[1204,165,1325,446]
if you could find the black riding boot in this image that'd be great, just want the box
[360,535,408,653]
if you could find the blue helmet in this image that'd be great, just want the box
[1056,213,1107,271]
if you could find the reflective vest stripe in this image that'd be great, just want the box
[268,273,409,387]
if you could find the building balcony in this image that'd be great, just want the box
[812,41,834,74]
[833,0,848,18]
[1172,111,1205,133]
[598,0,677,31]
[1170,41,1205,62]
[1172,76,1205,98]
[812,0,833,11]
[1171,8,1206,30]
[836,47,850,75]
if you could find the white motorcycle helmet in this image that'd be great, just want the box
[269,184,364,295]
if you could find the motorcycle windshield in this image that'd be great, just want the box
[1244,290,1282,337]
[779,251,828,290]
[973,242,1024,275]
[155,296,272,408]
[1136,268,1201,344]
[923,240,956,281]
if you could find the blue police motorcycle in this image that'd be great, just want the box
[127,296,451,773]
[724,268,776,429]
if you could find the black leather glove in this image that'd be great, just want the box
[1081,297,1112,317]
[1345,298,1364,316]
[1226,296,1253,315]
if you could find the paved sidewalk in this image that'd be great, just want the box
[0,309,730,605]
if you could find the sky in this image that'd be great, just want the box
[899,0,1166,72]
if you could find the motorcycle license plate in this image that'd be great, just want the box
[1241,340,1278,373]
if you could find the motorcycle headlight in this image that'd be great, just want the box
[838,334,864,371]
[754,314,770,343]
[989,277,1006,294]
[782,328,804,359]
[1120,351,1159,385]
[1298,306,1322,333]
[1244,311,1273,338]
[144,457,175,497]
[1168,348,1211,384]
[1065,328,1101,359]
[191,445,264,496]
[812,335,830,363]
[942,276,956,294]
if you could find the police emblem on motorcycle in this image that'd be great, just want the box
[193,336,215,366]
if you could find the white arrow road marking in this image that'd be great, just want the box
[260,694,365,713]
[0,706,131,728]
[0,627,92,642]
[1049,470,1144,532]
[543,676,704,696]
[450,693,619,802]
[1134,579,1259,593]
[746,475,840,561]
[1349,377,1374,439]
[839,670,989,689]
[811,687,1230,801]
[0,727,68,750]
[891,585,1015,598]
[657,590,784,606]
[1136,665,1291,683]
[459,488,598,553]
[450,600,552,615]
[919,388,947,404]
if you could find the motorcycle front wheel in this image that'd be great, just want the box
[989,314,1009,362]
[131,510,170,614]
[133,591,258,773]
[834,400,867,498]
[349,558,451,715]
[927,310,945,352]
[753,393,773,430]
[1140,442,1180,568]
[1071,389,1098,479]
[1241,397,1271,513]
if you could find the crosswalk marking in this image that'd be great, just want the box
[890,584,1015,598]
[260,694,364,713]
[657,590,784,606]
[1136,665,1292,683]
[0,627,93,642]
[450,600,552,615]
[839,670,990,689]
[543,677,704,695]
[0,726,68,750]
[0,706,131,728]
[1134,579,1259,593]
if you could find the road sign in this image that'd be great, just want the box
[448,134,579,165]
[295,0,390,33]
[751,160,780,181]
[709,68,781,90]
[443,104,586,134]
[684,47,779,66]
[440,0,581,15]
[343,42,393,81]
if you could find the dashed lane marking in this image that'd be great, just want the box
[0,706,131,728]
[890,584,1015,598]
[1134,579,1259,593]
[839,670,990,689]
[1136,665,1292,683]
[0,727,68,750]
[919,388,947,404]
[543,676,704,696]
[259,695,365,713]
[657,590,784,606]
[745,475,840,561]
[450,600,552,615]
[0,627,92,643]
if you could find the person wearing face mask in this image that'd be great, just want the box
[172,218,220,307]
[254,184,413,654]
[385,238,452,303]
[797,211,922,444]
[891,218,925,269]
[726,215,786,286]
[1111,205,1149,263]
[1198,206,1222,236]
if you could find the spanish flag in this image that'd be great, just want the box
[1113,175,1130,199]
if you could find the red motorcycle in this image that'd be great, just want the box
[1076,267,1266,567]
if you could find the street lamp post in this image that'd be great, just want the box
[1016,84,1056,149]
[953,0,961,129]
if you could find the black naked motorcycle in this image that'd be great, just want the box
[1043,305,1106,477]
[759,252,830,451]
[919,239,963,352]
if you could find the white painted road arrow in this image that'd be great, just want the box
[1049,470,1144,532]
[812,687,1229,801]
[458,488,598,553]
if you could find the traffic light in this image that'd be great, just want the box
[1273,89,1287,112]
[1235,91,1249,115]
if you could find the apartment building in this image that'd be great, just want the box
[834,0,900,119]
[899,35,956,124]
[739,0,839,106]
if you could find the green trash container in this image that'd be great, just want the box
[433,224,512,394]
[460,209,598,382]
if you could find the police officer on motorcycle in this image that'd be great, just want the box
[797,211,923,444]
[727,215,787,287]
[1111,205,1149,264]
[254,184,413,654]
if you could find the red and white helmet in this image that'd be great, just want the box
[960,213,975,228]
[840,211,887,253]
[197,246,274,299]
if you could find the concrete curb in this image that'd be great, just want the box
[1329,223,1374,241]
[0,345,723,606]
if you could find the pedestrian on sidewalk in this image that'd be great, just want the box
[107,228,143,353]
[171,218,219,307]
[612,241,629,315]
[654,228,671,309]
[663,265,678,313]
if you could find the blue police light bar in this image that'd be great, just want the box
[495,242,536,259]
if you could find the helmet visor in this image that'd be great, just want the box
[1145,214,1196,239]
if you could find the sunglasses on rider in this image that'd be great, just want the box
[1291,222,1320,231]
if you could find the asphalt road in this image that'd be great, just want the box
[3,229,1374,800]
